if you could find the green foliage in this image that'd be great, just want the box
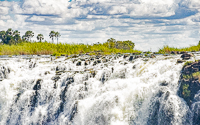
[37,34,44,42]
[49,31,55,43]
[104,38,135,50]
[159,42,200,54]
[55,32,61,44]
[24,31,34,41]
[183,61,193,67]
[182,84,191,98]
[0,28,22,45]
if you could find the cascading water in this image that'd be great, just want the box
[0,54,198,125]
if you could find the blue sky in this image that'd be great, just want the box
[0,0,200,51]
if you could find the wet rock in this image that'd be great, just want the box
[150,54,156,58]
[160,81,168,86]
[192,102,200,125]
[72,59,78,63]
[72,54,78,58]
[177,59,184,63]
[178,60,200,107]
[171,51,177,54]
[97,60,101,63]
[51,76,60,82]
[93,60,101,66]
[181,53,192,60]
[85,60,90,66]
[44,71,50,75]
[90,70,96,78]
[29,62,36,69]
[0,66,10,80]
[111,67,114,73]
[33,79,42,90]
[135,55,142,59]
[124,62,128,65]
[76,61,82,66]
[123,54,129,59]
[102,59,109,63]
[69,101,78,121]
[129,56,134,61]
[56,71,63,75]
[180,51,187,54]
[56,65,66,71]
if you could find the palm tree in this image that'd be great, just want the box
[25,31,34,41]
[0,31,6,44]
[13,30,20,44]
[22,35,29,41]
[55,32,61,44]
[49,31,55,43]
[37,34,44,42]
[6,28,13,36]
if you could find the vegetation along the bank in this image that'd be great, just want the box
[0,28,140,55]
[158,41,200,54]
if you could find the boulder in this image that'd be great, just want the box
[123,54,129,58]
[76,61,81,66]
[33,79,42,90]
[150,54,156,58]
[177,59,183,63]
[44,71,50,75]
[180,51,187,54]
[129,56,134,61]
[171,51,177,54]
[181,53,192,60]
[85,60,90,66]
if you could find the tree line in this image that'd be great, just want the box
[0,28,135,50]
[100,38,135,50]
[0,28,61,45]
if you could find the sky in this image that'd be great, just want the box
[0,0,200,51]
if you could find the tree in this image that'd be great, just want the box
[37,34,44,42]
[22,35,29,41]
[0,31,6,44]
[49,31,55,43]
[25,31,34,41]
[6,28,13,36]
[0,29,22,45]
[13,30,21,44]
[55,32,61,44]
[107,38,116,49]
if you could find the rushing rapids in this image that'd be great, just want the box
[0,54,200,125]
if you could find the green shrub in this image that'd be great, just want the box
[182,84,190,98]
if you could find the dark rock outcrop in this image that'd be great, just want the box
[181,53,192,60]
[76,61,81,66]
[178,60,200,124]
[179,61,200,106]
[177,59,184,63]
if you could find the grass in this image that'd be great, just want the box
[183,61,193,67]
[182,84,191,98]
[158,44,200,54]
[0,42,142,56]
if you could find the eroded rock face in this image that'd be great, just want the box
[178,60,200,124]
[179,61,200,107]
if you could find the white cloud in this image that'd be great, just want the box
[0,0,200,51]
[29,16,45,21]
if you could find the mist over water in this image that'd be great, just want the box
[0,54,198,125]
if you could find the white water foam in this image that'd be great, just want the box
[0,55,196,124]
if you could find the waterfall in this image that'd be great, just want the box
[0,54,196,125]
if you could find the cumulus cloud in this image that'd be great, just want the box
[0,0,200,51]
